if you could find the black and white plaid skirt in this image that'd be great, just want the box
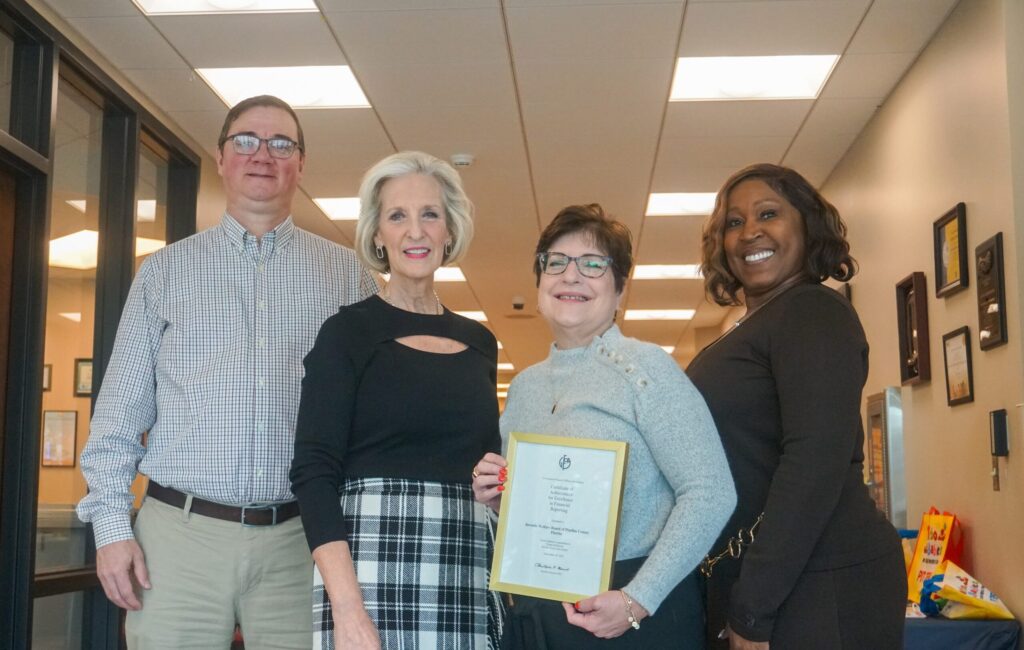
[313,478,503,649]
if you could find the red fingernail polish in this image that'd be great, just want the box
[574,601,581,610]
[497,485,505,492]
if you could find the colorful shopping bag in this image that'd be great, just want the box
[906,507,964,603]
[919,560,1014,620]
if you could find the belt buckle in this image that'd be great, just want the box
[241,504,278,527]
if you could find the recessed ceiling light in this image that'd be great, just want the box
[66,200,87,213]
[496,390,508,398]
[646,193,717,216]
[456,311,487,322]
[196,66,370,109]
[633,265,702,280]
[496,382,510,389]
[59,312,82,323]
[132,0,317,15]
[661,345,676,354]
[49,230,165,269]
[497,362,514,371]
[670,55,839,101]
[314,197,360,221]
[623,309,695,321]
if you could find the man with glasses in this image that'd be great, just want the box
[77,95,378,649]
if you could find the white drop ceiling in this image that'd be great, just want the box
[36,0,959,375]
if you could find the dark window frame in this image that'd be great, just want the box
[0,3,200,648]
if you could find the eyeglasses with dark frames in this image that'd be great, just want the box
[537,252,614,278]
[224,133,302,159]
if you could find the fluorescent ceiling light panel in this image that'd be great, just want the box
[496,341,503,349]
[49,230,165,269]
[132,0,316,15]
[624,309,696,321]
[137,199,157,222]
[671,55,839,101]
[456,311,487,322]
[646,193,716,216]
[314,197,360,221]
[434,267,466,282]
[59,312,83,323]
[380,267,465,283]
[496,382,510,389]
[496,391,508,398]
[633,265,702,280]
[497,362,515,371]
[66,200,87,213]
[196,66,370,109]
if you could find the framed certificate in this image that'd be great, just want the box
[490,432,628,602]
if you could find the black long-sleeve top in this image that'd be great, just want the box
[290,295,501,551]
[687,283,900,642]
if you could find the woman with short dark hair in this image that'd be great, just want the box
[688,163,906,650]
[473,204,735,648]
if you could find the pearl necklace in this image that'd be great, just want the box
[379,287,443,316]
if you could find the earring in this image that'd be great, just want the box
[444,241,453,257]
[375,245,384,259]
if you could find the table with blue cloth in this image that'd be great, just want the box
[904,617,1020,649]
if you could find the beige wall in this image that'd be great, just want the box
[824,0,1024,612]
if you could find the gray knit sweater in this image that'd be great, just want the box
[500,325,736,613]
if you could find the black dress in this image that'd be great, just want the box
[291,295,503,649]
[687,284,906,649]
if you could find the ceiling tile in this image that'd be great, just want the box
[324,9,507,66]
[121,68,226,112]
[782,129,859,187]
[652,135,791,188]
[319,0,496,10]
[507,3,683,61]
[514,58,675,105]
[38,0,141,17]
[151,13,343,67]
[64,16,187,69]
[821,51,917,99]
[661,100,812,139]
[166,109,227,155]
[634,214,706,264]
[352,63,516,108]
[846,0,958,54]
[679,0,869,56]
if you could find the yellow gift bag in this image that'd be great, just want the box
[920,560,1014,620]
[907,507,964,603]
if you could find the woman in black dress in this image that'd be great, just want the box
[291,151,502,649]
[687,164,906,650]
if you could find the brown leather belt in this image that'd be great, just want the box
[146,481,300,526]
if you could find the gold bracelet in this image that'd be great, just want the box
[619,590,640,630]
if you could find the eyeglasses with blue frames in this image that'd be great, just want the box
[223,133,302,159]
[537,252,614,278]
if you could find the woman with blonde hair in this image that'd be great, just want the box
[292,151,502,649]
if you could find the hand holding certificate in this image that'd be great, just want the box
[489,432,628,602]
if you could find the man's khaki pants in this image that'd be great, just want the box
[125,496,313,649]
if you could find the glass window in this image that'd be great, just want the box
[37,80,103,573]
[135,138,169,272]
[0,28,13,133]
[32,592,83,650]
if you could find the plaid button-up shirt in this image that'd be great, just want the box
[77,214,378,547]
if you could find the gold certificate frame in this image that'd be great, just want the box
[490,431,628,603]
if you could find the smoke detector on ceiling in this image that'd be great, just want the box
[450,153,475,167]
